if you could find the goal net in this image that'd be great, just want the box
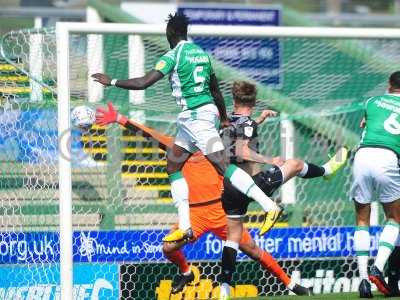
[0,28,63,299]
[1,23,400,299]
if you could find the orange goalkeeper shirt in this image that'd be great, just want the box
[182,152,223,205]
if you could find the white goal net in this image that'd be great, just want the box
[1,23,400,299]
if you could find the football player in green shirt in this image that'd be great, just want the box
[92,13,281,242]
[351,71,400,298]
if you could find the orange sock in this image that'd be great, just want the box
[259,251,291,286]
[164,250,190,274]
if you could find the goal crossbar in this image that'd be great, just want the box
[57,21,400,38]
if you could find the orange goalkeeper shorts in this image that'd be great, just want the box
[171,199,252,245]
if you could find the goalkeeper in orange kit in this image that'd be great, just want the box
[95,102,311,296]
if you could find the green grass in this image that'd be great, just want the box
[241,292,400,300]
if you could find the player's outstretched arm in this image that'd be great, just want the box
[255,109,278,124]
[91,70,164,90]
[210,74,229,126]
[95,102,174,150]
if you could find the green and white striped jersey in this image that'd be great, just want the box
[154,40,214,110]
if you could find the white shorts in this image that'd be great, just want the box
[174,103,225,155]
[350,147,400,204]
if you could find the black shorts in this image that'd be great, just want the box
[221,165,284,217]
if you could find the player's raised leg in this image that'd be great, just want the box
[322,147,349,180]
[163,144,193,242]
[277,147,348,183]
[207,152,281,236]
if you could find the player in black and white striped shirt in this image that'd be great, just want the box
[218,81,348,299]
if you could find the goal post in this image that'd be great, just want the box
[56,22,73,300]
[2,21,400,299]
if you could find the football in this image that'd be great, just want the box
[71,105,95,128]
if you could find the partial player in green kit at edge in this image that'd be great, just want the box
[351,71,400,298]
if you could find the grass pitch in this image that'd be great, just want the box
[242,292,400,300]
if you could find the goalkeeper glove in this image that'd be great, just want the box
[95,102,127,126]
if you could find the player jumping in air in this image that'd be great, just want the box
[351,71,400,298]
[92,12,281,243]
[218,81,348,300]
[95,102,311,297]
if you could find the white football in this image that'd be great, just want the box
[71,105,95,128]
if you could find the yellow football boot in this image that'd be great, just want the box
[259,205,283,236]
[163,228,193,242]
[323,146,349,180]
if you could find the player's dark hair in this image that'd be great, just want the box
[166,12,189,38]
[389,71,400,89]
[232,81,257,107]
